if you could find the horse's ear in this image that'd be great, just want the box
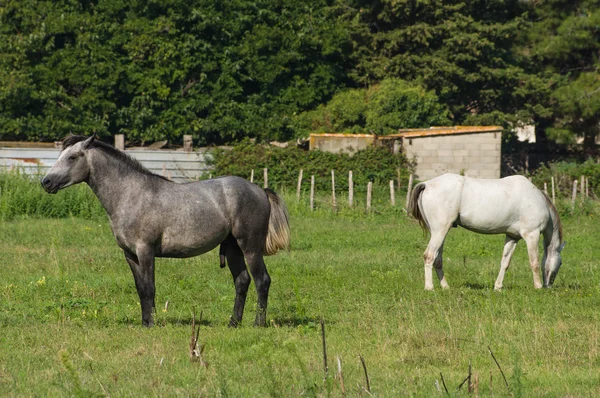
[559,241,567,252]
[82,135,95,149]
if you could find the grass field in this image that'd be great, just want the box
[1,189,600,396]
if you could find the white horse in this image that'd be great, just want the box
[408,173,565,290]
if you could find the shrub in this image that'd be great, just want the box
[209,139,415,192]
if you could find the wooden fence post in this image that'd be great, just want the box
[366,181,373,212]
[551,176,556,204]
[296,169,303,202]
[571,180,578,211]
[263,168,268,189]
[405,174,414,209]
[310,175,315,211]
[348,171,354,208]
[250,169,254,183]
[544,182,548,195]
[183,135,193,152]
[115,134,125,151]
[389,180,395,206]
[331,170,337,210]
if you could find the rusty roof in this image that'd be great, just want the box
[383,126,503,139]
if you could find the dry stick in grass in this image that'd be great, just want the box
[296,169,303,202]
[457,360,472,391]
[366,181,373,212]
[359,355,371,393]
[473,372,479,395]
[190,310,207,367]
[571,180,578,211]
[439,372,449,395]
[405,174,414,209]
[468,360,473,393]
[348,171,354,207]
[336,356,346,396]
[310,175,315,211]
[488,346,509,390]
[331,170,337,210]
[320,320,328,378]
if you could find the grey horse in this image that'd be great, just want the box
[41,135,290,327]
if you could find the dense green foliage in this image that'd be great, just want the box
[293,78,451,135]
[1,1,598,146]
[210,139,414,191]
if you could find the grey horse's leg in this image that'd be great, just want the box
[245,251,271,327]
[124,248,156,327]
[224,241,251,327]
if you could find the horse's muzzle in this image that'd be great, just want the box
[41,177,58,194]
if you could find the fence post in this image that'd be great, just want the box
[263,168,268,189]
[310,175,315,211]
[405,174,414,209]
[296,169,303,202]
[331,170,337,210]
[571,180,578,211]
[115,134,125,151]
[183,135,193,152]
[551,176,556,204]
[390,180,395,206]
[250,169,254,183]
[544,182,548,195]
[348,171,354,208]
[366,181,373,212]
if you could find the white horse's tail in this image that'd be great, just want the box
[408,182,429,234]
[264,189,291,256]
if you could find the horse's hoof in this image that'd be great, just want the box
[424,286,434,291]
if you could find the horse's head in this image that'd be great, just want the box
[41,136,95,194]
[545,241,566,287]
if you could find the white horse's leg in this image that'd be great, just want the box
[494,236,518,290]
[424,231,449,290]
[433,244,449,289]
[523,231,543,289]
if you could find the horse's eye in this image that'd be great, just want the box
[68,155,78,161]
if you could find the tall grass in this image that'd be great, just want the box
[0,170,105,220]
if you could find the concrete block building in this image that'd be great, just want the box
[310,126,503,180]
[392,126,502,180]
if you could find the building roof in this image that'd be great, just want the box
[383,126,503,139]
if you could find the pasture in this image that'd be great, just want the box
[1,187,600,396]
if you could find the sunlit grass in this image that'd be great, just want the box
[0,174,599,395]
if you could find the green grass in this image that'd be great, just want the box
[1,183,600,396]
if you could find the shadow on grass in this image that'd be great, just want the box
[462,282,492,290]
[270,316,324,328]
[116,316,212,327]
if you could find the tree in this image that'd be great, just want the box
[293,78,450,135]
[518,0,600,147]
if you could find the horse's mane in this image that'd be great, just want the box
[542,192,563,243]
[62,135,169,181]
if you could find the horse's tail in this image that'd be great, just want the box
[408,182,429,234]
[264,188,291,256]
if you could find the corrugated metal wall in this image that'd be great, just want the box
[0,147,212,182]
